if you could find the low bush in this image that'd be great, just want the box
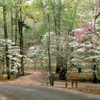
[67,72,92,82]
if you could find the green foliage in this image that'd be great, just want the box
[23,23,32,31]
[38,25,47,35]
[32,0,41,10]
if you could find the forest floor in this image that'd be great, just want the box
[0,70,100,95]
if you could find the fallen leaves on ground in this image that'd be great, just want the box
[78,86,100,95]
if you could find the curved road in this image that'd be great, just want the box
[0,84,100,100]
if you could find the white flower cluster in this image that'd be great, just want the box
[0,39,22,72]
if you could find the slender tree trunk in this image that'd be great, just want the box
[65,38,68,87]
[53,0,61,73]
[11,7,15,70]
[18,0,24,75]
[41,0,53,86]
[40,58,43,67]
[92,59,97,83]
[15,0,18,45]
[3,5,10,79]
[47,14,53,86]
[34,61,37,69]
[3,55,5,74]
[11,7,13,40]
[58,0,63,68]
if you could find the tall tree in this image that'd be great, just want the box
[41,0,53,86]
[18,0,24,75]
[3,5,10,79]
[15,0,18,45]
[53,0,61,73]
[11,7,14,40]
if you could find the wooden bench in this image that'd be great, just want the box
[71,81,78,88]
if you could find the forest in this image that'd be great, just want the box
[0,0,100,88]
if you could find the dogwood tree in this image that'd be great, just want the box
[74,0,100,83]
[0,39,23,76]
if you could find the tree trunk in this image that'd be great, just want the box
[47,14,54,86]
[40,58,43,67]
[11,7,15,70]
[3,5,10,79]
[41,0,53,86]
[15,0,18,45]
[3,55,5,74]
[53,0,61,73]
[11,7,13,40]
[18,0,24,75]
[34,61,37,69]
[92,59,97,83]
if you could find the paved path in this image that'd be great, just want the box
[0,84,100,100]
